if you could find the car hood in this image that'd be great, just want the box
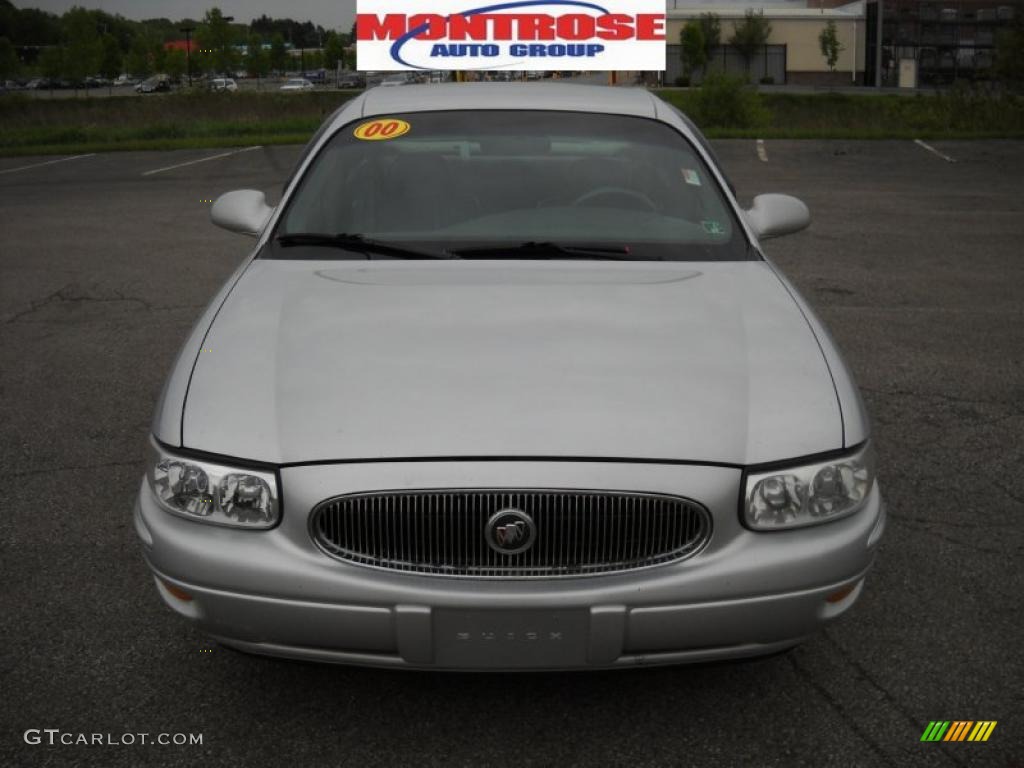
[183,259,842,465]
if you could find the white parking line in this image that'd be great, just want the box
[914,139,956,163]
[756,139,768,163]
[142,146,262,177]
[0,153,96,176]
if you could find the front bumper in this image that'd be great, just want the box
[136,460,885,670]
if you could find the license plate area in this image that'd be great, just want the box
[433,609,589,669]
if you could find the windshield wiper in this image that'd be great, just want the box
[276,233,454,260]
[448,241,650,261]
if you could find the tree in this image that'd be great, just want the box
[249,14,324,49]
[5,7,62,48]
[151,41,167,73]
[729,9,771,81]
[197,7,238,75]
[304,48,323,71]
[269,33,287,74]
[0,35,19,80]
[98,33,121,92]
[245,33,269,86]
[995,16,1024,90]
[323,30,346,73]
[94,10,136,52]
[63,6,102,89]
[39,44,64,85]
[125,34,154,77]
[818,20,844,74]
[698,12,721,65]
[680,22,706,83]
[165,48,187,81]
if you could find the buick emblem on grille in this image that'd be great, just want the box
[311,490,711,577]
[485,508,536,555]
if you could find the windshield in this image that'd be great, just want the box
[273,110,750,261]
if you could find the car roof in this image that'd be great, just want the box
[350,83,661,125]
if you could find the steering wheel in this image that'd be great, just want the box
[572,186,658,212]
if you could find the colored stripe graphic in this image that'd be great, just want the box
[944,721,972,741]
[968,722,997,742]
[921,721,996,742]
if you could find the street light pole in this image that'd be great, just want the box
[180,25,195,87]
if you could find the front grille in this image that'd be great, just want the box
[310,489,712,577]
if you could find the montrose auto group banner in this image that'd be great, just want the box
[356,0,666,71]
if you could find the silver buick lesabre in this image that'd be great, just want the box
[135,83,885,669]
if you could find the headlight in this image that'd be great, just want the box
[743,443,875,531]
[146,440,280,529]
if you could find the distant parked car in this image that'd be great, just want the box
[379,73,409,87]
[136,75,171,94]
[336,71,366,89]
[210,77,238,93]
[280,78,315,92]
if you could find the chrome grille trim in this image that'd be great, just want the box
[309,489,712,578]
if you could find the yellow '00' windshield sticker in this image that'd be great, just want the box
[354,118,411,141]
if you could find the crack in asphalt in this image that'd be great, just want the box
[901,524,1018,556]
[818,631,968,768]
[859,386,1024,417]
[878,463,1021,537]
[887,511,1016,530]
[3,286,204,324]
[786,652,900,768]
[991,479,1024,508]
[3,460,142,480]
[873,407,1023,438]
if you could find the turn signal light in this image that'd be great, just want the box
[826,584,857,604]
[161,580,194,602]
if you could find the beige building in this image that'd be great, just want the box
[665,2,867,85]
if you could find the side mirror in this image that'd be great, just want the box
[744,194,810,240]
[211,190,274,237]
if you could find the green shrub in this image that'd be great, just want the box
[691,72,768,129]
[759,76,775,85]
[674,75,691,87]
[937,82,1024,131]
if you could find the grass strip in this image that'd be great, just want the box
[654,88,1024,138]
[2,89,1023,157]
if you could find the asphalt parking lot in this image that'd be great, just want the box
[1,138,1022,768]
